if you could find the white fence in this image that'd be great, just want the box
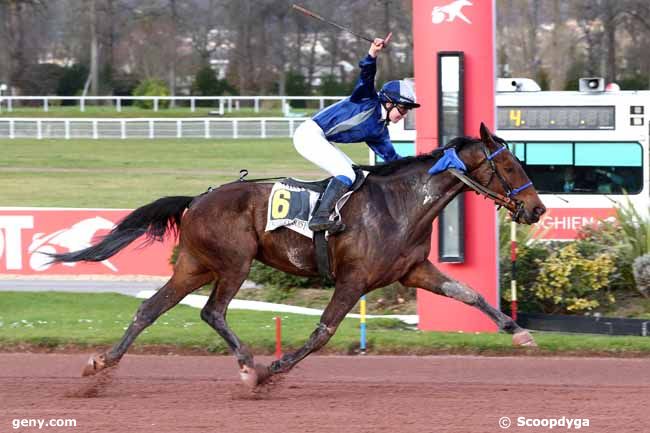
[0,117,309,139]
[0,96,345,114]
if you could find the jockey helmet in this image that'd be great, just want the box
[378,80,421,109]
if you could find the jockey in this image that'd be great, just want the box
[293,34,420,233]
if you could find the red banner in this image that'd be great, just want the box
[535,208,617,240]
[0,208,175,276]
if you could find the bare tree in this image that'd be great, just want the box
[0,0,47,94]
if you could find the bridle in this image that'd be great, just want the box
[447,142,533,222]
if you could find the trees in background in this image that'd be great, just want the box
[498,0,650,90]
[1,0,650,96]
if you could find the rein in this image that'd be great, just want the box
[442,143,533,221]
[448,168,522,215]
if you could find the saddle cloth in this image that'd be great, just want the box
[265,172,367,239]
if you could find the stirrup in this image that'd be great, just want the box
[309,217,346,234]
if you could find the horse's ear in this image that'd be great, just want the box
[479,122,495,144]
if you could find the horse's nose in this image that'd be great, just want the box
[533,206,546,218]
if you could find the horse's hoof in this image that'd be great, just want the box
[81,353,107,377]
[513,330,537,347]
[239,364,272,388]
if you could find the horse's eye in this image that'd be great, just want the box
[504,166,515,174]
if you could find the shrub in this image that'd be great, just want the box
[191,66,236,106]
[57,64,88,102]
[577,220,635,293]
[500,241,551,314]
[132,79,170,109]
[318,74,353,96]
[532,243,615,313]
[614,196,650,259]
[632,254,650,298]
[285,70,310,108]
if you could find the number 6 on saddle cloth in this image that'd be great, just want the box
[265,169,368,239]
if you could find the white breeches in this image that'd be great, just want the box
[293,119,356,183]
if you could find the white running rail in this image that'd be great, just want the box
[0,117,309,140]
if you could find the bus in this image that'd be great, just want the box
[384,80,650,239]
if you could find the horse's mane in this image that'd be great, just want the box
[357,136,480,176]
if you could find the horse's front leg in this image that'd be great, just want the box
[401,260,536,347]
[265,282,362,378]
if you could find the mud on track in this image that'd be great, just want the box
[0,353,648,433]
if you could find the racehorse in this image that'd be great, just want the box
[51,123,545,387]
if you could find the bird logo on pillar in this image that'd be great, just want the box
[432,0,473,25]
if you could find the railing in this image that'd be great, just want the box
[0,96,345,114]
[0,117,309,139]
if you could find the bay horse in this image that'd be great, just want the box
[51,123,545,387]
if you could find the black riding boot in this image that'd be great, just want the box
[309,177,351,233]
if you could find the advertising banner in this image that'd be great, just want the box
[535,208,617,240]
[0,208,175,276]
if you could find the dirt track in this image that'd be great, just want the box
[0,353,648,433]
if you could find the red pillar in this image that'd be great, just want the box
[413,0,499,332]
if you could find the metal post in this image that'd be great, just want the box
[510,221,518,321]
[275,316,282,360]
[360,295,367,354]
[191,98,196,113]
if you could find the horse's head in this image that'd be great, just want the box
[461,122,546,224]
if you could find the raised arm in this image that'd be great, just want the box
[350,34,392,102]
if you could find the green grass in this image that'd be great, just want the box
[1,292,649,356]
[0,138,370,207]
[0,106,318,118]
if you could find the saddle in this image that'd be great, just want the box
[280,166,367,194]
[266,166,368,281]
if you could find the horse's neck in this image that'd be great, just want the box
[370,165,463,227]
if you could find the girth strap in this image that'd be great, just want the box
[314,231,334,281]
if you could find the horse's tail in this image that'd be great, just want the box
[49,196,194,264]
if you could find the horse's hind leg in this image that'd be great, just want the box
[199,266,264,386]
[264,281,362,380]
[401,260,536,347]
[83,251,213,376]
